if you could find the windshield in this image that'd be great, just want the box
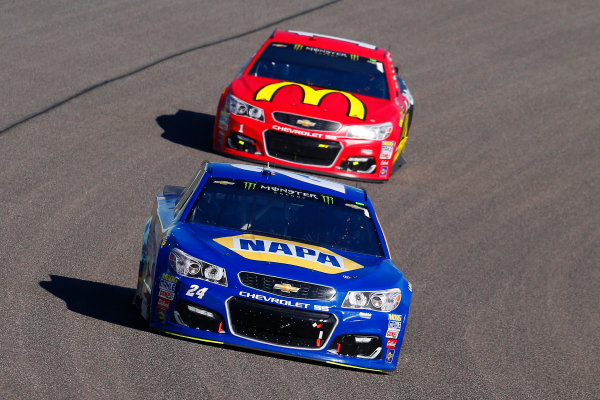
[187,178,384,257]
[248,42,390,100]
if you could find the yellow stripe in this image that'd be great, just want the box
[326,361,382,372]
[164,331,223,345]
[393,136,408,163]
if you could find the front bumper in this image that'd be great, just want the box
[213,111,402,182]
[150,273,409,372]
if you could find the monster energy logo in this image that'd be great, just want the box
[350,54,359,61]
[294,44,304,51]
[321,195,334,204]
[244,182,257,190]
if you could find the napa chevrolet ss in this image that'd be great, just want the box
[134,162,412,371]
[213,29,414,182]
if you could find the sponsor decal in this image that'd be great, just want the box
[388,321,402,330]
[386,339,398,349]
[272,124,323,138]
[157,297,171,310]
[385,349,395,364]
[214,234,364,274]
[158,289,175,300]
[305,45,349,59]
[360,148,374,155]
[388,314,403,321]
[273,283,300,293]
[257,184,319,200]
[244,181,257,190]
[157,310,166,322]
[239,291,310,309]
[159,279,177,292]
[161,273,178,283]
[380,160,389,166]
[296,119,316,127]
[379,167,388,177]
[321,195,334,204]
[255,82,366,120]
[380,141,395,160]
[408,282,413,292]
[219,110,230,130]
[386,329,400,339]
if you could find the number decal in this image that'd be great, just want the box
[195,287,208,299]
[185,285,199,297]
[185,285,208,299]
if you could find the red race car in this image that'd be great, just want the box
[213,30,414,182]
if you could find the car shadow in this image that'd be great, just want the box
[157,109,215,152]
[39,274,145,330]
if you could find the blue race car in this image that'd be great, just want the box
[134,162,412,372]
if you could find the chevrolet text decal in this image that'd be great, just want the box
[254,81,366,120]
[213,234,364,274]
[239,291,310,309]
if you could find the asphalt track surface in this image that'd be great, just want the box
[1,1,599,399]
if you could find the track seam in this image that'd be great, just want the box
[0,0,342,135]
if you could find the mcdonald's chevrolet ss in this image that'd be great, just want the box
[134,162,413,372]
[213,30,414,182]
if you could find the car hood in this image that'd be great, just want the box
[172,224,404,289]
[231,75,397,125]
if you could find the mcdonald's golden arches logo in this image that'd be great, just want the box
[254,81,366,120]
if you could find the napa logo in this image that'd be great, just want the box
[213,234,364,274]
[254,81,366,120]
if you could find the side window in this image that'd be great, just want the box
[173,162,207,217]
[237,51,257,78]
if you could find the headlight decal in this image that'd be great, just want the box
[169,248,228,286]
[342,288,401,312]
[226,93,264,122]
[346,122,393,140]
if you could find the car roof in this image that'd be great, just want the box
[269,29,388,61]
[207,162,369,203]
